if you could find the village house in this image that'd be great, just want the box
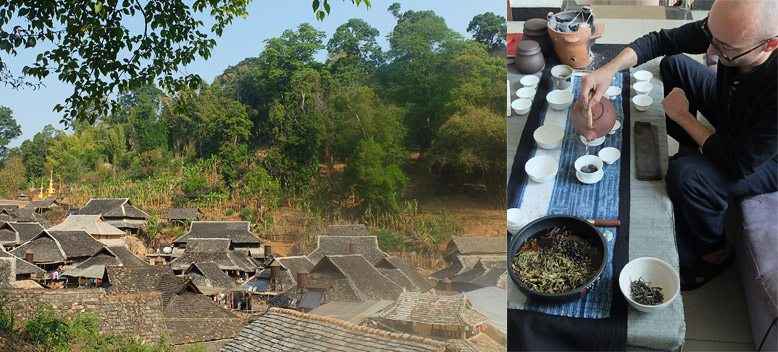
[378,292,490,341]
[183,262,238,295]
[62,246,148,287]
[25,199,66,215]
[220,307,447,352]
[307,235,389,265]
[248,255,314,294]
[306,300,394,325]
[0,222,47,249]
[10,230,104,272]
[162,207,204,225]
[431,254,507,292]
[47,215,126,240]
[173,221,265,260]
[458,286,507,346]
[102,265,245,347]
[169,238,257,279]
[0,207,52,228]
[327,223,367,236]
[374,256,435,293]
[442,237,507,264]
[76,198,149,234]
[0,246,45,282]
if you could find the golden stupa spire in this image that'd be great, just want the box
[46,170,56,198]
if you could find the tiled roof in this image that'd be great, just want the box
[10,234,64,263]
[107,246,148,266]
[10,230,102,263]
[308,255,404,302]
[0,247,45,276]
[429,254,504,282]
[459,286,507,335]
[77,198,150,219]
[174,221,263,245]
[307,300,394,325]
[166,317,245,345]
[381,292,489,327]
[466,333,504,352]
[327,224,367,237]
[8,222,44,244]
[0,205,18,211]
[374,256,435,292]
[443,237,506,259]
[185,262,237,292]
[307,236,388,265]
[25,200,57,209]
[220,308,446,352]
[0,222,18,245]
[48,215,125,235]
[47,231,104,258]
[169,239,255,272]
[3,209,52,228]
[105,265,187,308]
[163,208,204,221]
[64,246,148,278]
[250,256,314,293]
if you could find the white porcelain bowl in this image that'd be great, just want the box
[507,208,528,235]
[609,120,621,135]
[634,70,653,83]
[632,95,653,111]
[520,75,540,89]
[546,90,574,110]
[533,125,564,149]
[517,87,536,100]
[604,86,622,100]
[619,257,681,313]
[511,99,532,115]
[633,82,653,95]
[598,147,621,164]
[525,155,558,183]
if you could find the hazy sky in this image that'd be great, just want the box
[0,0,503,149]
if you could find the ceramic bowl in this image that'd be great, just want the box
[598,147,621,164]
[580,135,606,146]
[632,95,653,111]
[546,90,574,110]
[520,75,540,89]
[603,86,622,100]
[609,120,621,135]
[507,208,528,235]
[533,125,564,149]
[511,99,532,115]
[517,87,537,100]
[574,155,604,184]
[619,257,680,313]
[525,155,558,183]
[634,70,653,83]
[633,82,653,95]
[508,215,607,301]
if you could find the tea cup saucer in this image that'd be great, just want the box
[576,167,604,184]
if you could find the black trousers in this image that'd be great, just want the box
[660,54,778,267]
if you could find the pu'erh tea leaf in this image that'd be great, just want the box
[512,226,600,294]
[630,277,664,305]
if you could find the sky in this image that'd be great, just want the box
[0,0,503,149]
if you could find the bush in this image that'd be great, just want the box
[372,229,406,252]
[225,209,235,216]
[22,305,69,349]
[240,208,259,224]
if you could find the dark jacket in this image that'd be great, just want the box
[628,19,777,180]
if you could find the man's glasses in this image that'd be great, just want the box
[701,18,778,62]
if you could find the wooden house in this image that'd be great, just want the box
[62,246,147,286]
[9,230,103,271]
[430,254,507,292]
[374,256,435,293]
[162,207,204,224]
[379,292,489,340]
[183,262,238,295]
[173,221,264,259]
[0,207,52,228]
[307,235,389,265]
[76,198,149,234]
[48,215,126,240]
[221,308,446,352]
[169,238,257,278]
[0,246,45,281]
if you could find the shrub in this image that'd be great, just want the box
[240,208,259,224]
[372,229,406,252]
[225,209,235,216]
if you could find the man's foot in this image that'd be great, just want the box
[680,242,735,291]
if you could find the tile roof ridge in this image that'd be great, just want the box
[267,308,446,347]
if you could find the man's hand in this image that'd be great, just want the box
[580,69,616,108]
[662,88,692,123]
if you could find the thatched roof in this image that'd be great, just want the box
[374,256,435,293]
[381,292,488,327]
[307,235,388,265]
[174,221,263,245]
[48,215,125,236]
[221,308,446,352]
[163,208,204,221]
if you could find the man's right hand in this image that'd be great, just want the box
[580,68,616,108]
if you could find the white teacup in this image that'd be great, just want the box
[551,64,573,90]
[507,208,528,235]
[520,75,540,90]
[574,155,604,184]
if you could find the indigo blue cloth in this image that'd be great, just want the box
[512,73,625,319]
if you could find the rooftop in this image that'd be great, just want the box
[77,198,150,219]
[308,235,388,265]
[174,221,263,245]
[381,292,489,327]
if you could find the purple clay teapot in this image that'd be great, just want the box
[571,97,616,141]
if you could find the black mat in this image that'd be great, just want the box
[634,121,663,181]
[507,64,632,352]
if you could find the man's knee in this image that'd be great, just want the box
[666,157,706,194]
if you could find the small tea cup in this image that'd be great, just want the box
[633,82,653,96]
[634,70,653,83]
[574,155,604,184]
[517,87,537,100]
[520,75,540,90]
[632,95,653,111]
[511,99,532,115]
[603,86,622,100]
[551,64,573,90]
[507,208,528,235]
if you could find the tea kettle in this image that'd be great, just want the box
[571,97,616,141]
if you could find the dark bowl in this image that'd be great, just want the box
[508,214,608,301]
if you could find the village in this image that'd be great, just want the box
[0,178,507,352]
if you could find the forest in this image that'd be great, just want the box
[0,5,507,253]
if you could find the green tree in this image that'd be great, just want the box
[342,138,407,215]
[467,12,507,52]
[113,85,167,154]
[326,18,383,80]
[242,165,280,217]
[443,44,506,115]
[19,124,56,180]
[0,106,22,159]
[47,126,104,181]
[0,155,25,198]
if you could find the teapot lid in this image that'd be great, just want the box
[524,18,548,32]
[516,40,541,55]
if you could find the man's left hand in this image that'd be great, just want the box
[662,87,692,123]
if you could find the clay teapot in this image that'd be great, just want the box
[571,97,616,141]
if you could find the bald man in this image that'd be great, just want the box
[581,0,778,290]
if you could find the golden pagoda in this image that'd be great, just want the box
[46,170,56,198]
